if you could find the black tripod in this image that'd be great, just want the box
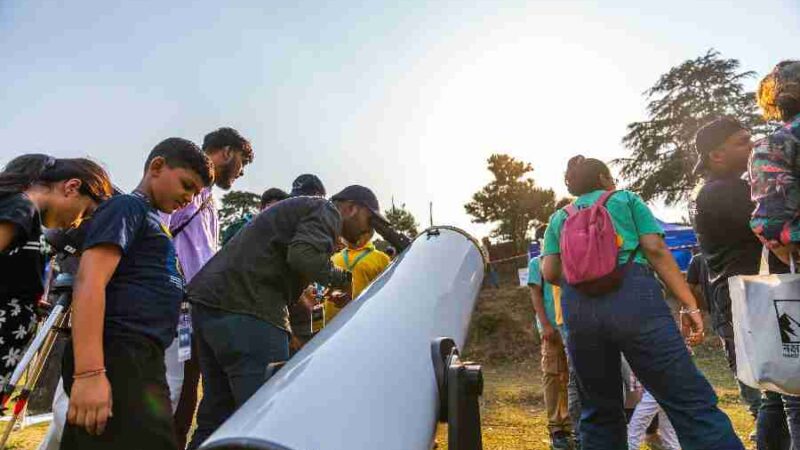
[0,273,73,449]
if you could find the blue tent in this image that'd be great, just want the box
[528,219,697,271]
[657,220,697,271]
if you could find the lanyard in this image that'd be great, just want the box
[343,248,373,272]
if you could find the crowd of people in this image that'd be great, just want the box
[0,127,407,450]
[0,58,797,450]
[521,59,800,450]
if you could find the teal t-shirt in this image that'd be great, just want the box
[527,256,556,331]
[542,190,663,266]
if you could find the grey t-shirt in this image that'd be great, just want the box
[188,196,346,332]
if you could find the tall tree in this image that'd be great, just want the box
[615,49,766,204]
[465,154,556,252]
[218,190,260,229]
[385,201,419,238]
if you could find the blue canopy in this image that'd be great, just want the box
[657,220,697,271]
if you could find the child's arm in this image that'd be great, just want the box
[530,284,557,342]
[0,222,15,252]
[68,244,121,436]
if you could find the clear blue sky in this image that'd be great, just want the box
[2,0,798,238]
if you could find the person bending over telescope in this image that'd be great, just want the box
[186,184,392,449]
[0,155,112,389]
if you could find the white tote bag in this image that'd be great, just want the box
[729,249,800,396]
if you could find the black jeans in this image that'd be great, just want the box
[187,304,289,450]
[60,334,177,450]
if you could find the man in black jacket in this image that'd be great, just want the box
[186,185,387,449]
[690,117,779,423]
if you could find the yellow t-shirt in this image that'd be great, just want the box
[325,242,391,322]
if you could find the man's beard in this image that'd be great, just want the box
[341,221,363,245]
[215,162,238,190]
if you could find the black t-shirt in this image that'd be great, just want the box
[686,254,714,315]
[189,196,341,332]
[82,193,184,349]
[0,193,44,303]
[690,175,787,328]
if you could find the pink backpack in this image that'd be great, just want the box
[560,190,631,296]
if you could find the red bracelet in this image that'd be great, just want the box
[73,368,106,379]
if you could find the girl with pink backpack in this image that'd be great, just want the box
[541,156,743,450]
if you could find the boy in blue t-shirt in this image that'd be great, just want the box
[528,256,573,449]
[62,138,214,450]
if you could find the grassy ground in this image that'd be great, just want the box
[433,285,756,449]
[4,285,756,449]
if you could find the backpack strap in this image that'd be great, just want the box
[598,190,619,206]
[564,205,579,216]
[565,190,619,216]
[170,194,213,238]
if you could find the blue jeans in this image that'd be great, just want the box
[187,304,289,450]
[756,391,800,450]
[562,264,744,450]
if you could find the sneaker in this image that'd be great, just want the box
[551,431,574,450]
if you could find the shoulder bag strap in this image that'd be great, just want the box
[170,195,213,238]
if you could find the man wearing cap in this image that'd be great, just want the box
[185,184,383,449]
[690,116,782,427]
[325,186,393,323]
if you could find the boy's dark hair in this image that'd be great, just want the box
[260,188,289,209]
[565,155,612,196]
[0,154,113,202]
[202,127,254,164]
[145,138,215,187]
[758,60,800,122]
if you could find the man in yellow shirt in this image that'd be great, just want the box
[325,231,391,321]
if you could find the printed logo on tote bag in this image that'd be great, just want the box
[774,299,800,358]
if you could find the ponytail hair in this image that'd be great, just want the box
[564,155,612,196]
[0,154,113,203]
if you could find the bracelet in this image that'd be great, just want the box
[73,368,106,380]
[680,308,701,315]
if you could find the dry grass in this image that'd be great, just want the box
[3,286,757,449]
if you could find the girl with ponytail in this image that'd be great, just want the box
[0,154,112,384]
[540,156,744,448]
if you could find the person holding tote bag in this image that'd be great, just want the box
[747,60,800,450]
[541,156,743,450]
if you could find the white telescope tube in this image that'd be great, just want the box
[201,226,486,450]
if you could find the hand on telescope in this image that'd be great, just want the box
[329,290,352,309]
[67,372,113,435]
[299,286,316,312]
